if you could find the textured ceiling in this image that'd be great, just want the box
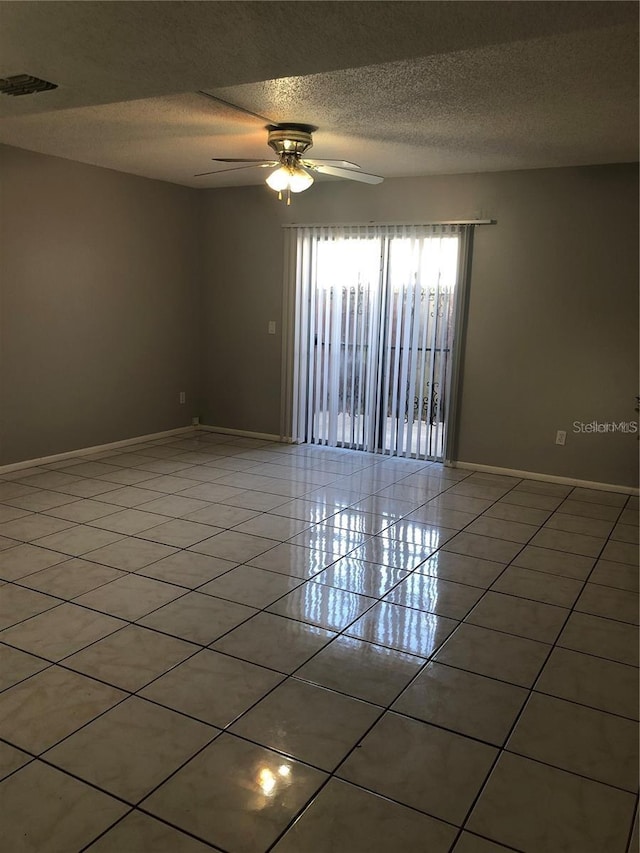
[0,1,637,188]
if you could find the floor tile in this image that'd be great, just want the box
[346,601,457,657]
[137,518,222,547]
[535,647,638,719]
[0,643,50,691]
[89,508,173,534]
[490,565,583,607]
[272,777,456,853]
[0,505,32,524]
[570,487,627,507]
[507,691,639,791]
[232,513,312,541]
[338,711,496,824]
[232,678,381,771]
[465,591,568,643]
[289,525,369,556]
[136,550,237,587]
[452,831,516,852]
[184,502,260,527]
[0,584,60,630]
[84,538,178,571]
[190,529,275,562]
[558,611,639,666]
[385,574,484,619]
[295,635,425,706]
[392,661,527,746]
[139,648,283,726]
[0,761,128,853]
[45,696,216,802]
[465,516,538,544]
[529,527,605,557]
[512,544,594,579]
[212,612,336,673]
[33,525,123,557]
[434,623,550,688]
[74,574,185,620]
[600,539,638,565]
[199,564,301,608]
[0,741,32,780]
[64,624,198,691]
[467,751,635,853]
[19,558,124,598]
[348,536,433,569]
[544,512,615,538]
[138,591,256,644]
[85,810,216,852]
[225,489,291,511]
[99,486,163,508]
[1,602,126,661]
[248,543,334,578]
[443,532,522,563]
[2,440,636,853]
[575,582,638,625]
[611,522,639,544]
[0,665,125,752]
[589,558,638,592]
[558,499,621,521]
[416,551,505,588]
[404,504,478,530]
[0,513,74,542]
[142,734,325,853]
[312,557,407,597]
[267,583,375,632]
[483,502,551,526]
[0,543,69,581]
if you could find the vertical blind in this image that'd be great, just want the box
[288,224,469,461]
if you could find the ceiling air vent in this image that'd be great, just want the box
[0,74,57,96]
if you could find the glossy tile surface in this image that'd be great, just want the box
[0,433,637,852]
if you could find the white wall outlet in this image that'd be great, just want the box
[192,416,200,426]
[179,391,186,404]
[555,430,566,446]
[268,320,276,335]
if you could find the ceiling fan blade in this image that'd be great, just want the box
[303,159,361,169]
[312,164,384,184]
[197,91,277,126]
[211,158,277,163]
[194,163,272,177]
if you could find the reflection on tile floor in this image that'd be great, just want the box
[0,431,637,852]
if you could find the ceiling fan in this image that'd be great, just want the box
[195,93,383,203]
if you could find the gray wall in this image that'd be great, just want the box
[200,165,639,487]
[0,145,201,464]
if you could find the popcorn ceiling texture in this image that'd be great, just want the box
[0,2,637,187]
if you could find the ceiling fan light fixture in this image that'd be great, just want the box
[265,165,292,192]
[265,161,314,196]
[289,165,314,193]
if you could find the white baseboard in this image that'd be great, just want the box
[454,460,639,496]
[0,426,196,474]
[198,425,281,442]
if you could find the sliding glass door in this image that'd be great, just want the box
[290,225,467,462]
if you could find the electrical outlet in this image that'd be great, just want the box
[192,416,200,426]
[179,391,186,405]
[268,320,276,335]
[555,430,566,446]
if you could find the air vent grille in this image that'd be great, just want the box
[0,74,57,97]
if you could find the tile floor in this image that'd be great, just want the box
[0,430,637,853]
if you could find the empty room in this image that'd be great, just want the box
[0,2,638,852]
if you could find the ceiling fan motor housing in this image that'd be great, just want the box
[267,124,315,157]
